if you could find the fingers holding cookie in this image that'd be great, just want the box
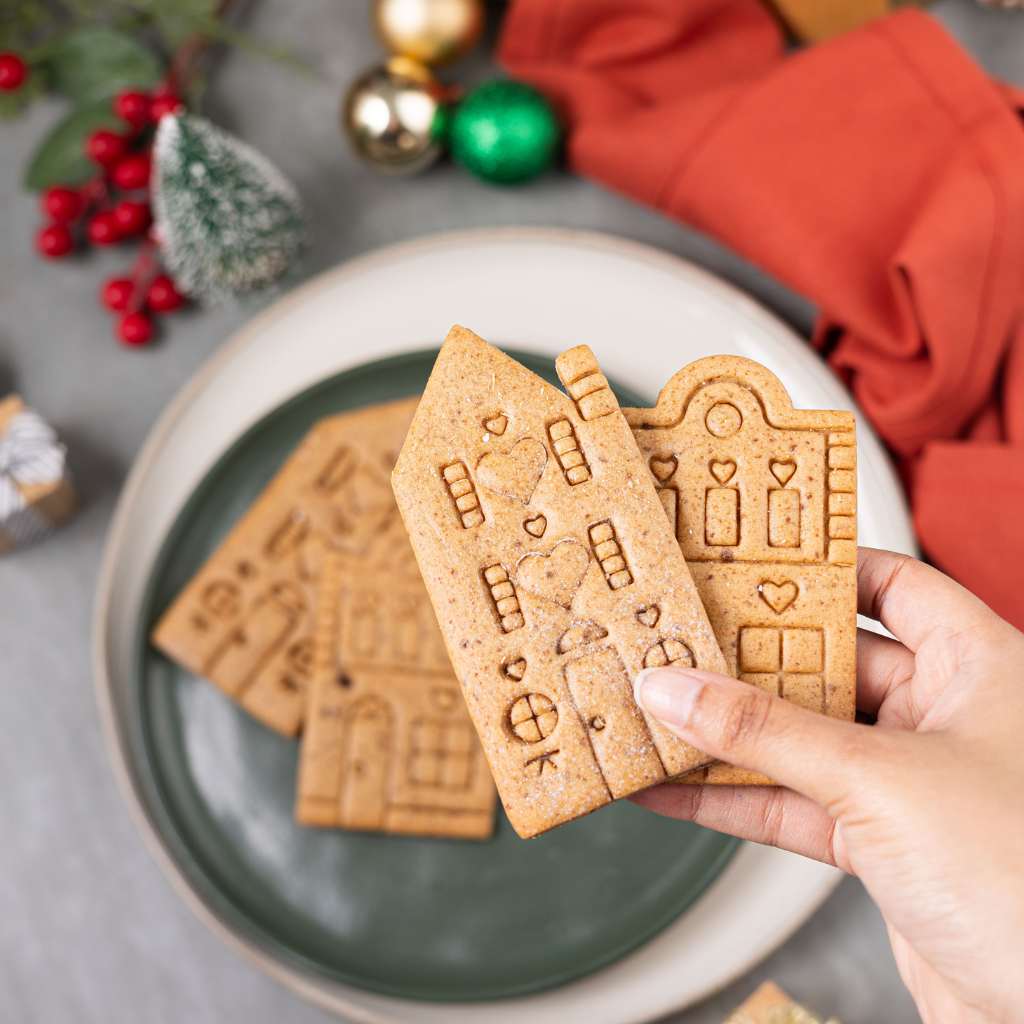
[632,782,847,870]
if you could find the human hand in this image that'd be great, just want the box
[632,548,1024,1024]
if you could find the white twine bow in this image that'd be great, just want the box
[0,409,66,545]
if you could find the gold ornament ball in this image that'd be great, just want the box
[373,0,484,67]
[342,57,446,175]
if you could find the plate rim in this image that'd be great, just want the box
[94,226,901,1023]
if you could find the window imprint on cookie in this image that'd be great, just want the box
[508,693,558,744]
[649,455,679,535]
[392,593,424,664]
[482,563,525,632]
[408,717,476,789]
[704,401,743,438]
[738,625,825,712]
[264,510,310,561]
[547,418,592,485]
[587,520,633,589]
[348,593,380,659]
[705,458,739,547]
[312,444,357,493]
[767,458,800,548]
[642,637,695,670]
[825,433,856,565]
[201,580,241,619]
[440,461,485,529]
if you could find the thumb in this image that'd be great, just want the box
[635,666,874,809]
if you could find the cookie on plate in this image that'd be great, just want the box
[391,326,727,838]
[295,548,497,838]
[151,398,420,736]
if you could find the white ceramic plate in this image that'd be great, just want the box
[94,228,916,1023]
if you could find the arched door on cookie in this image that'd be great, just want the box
[339,696,393,829]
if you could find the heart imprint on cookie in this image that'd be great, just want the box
[523,514,547,538]
[709,459,736,484]
[636,604,660,628]
[649,455,678,483]
[515,538,590,609]
[483,413,508,436]
[759,579,798,614]
[476,437,547,504]
[769,458,796,486]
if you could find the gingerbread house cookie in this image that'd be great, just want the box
[152,399,420,735]
[391,326,727,838]
[624,356,857,785]
[295,549,496,838]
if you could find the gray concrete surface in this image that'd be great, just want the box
[1,2,1020,1021]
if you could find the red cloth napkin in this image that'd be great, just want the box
[500,2,1024,629]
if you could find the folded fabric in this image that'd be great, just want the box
[500,1,1024,628]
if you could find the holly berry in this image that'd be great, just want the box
[112,199,151,237]
[111,152,152,191]
[146,274,185,313]
[113,90,151,128]
[0,53,28,92]
[118,311,154,347]
[150,91,183,120]
[41,186,84,223]
[87,211,121,246]
[36,224,74,259]
[86,129,127,168]
[101,277,135,312]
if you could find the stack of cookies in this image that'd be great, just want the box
[152,399,499,840]
[153,326,856,841]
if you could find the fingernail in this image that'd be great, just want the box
[633,667,704,728]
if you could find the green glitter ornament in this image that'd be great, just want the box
[448,79,560,185]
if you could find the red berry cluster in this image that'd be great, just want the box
[33,84,187,347]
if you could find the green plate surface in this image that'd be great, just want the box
[135,349,739,1003]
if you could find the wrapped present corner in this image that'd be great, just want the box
[0,395,76,554]
[726,981,841,1024]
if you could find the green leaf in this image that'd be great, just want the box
[23,99,121,190]
[148,0,220,50]
[43,26,162,103]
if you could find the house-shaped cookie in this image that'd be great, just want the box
[152,399,421,735]
[624,356,857,785]
[391,326,727,838]
[296,549,496,838]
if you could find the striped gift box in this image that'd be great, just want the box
[0,395,76,554]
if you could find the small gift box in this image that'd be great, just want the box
[726,981,841,1024]
[0,395,76,554]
